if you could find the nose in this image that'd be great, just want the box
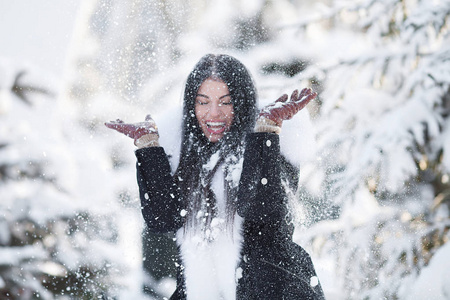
[209,102,221,118]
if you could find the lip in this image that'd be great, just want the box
[206,120,226,134]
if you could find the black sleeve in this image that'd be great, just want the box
[136,147,185,233]
[237,132,289,223]
[237,133,326,300]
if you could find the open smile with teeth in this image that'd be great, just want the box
[206,121,227,134]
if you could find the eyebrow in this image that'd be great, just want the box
[196,93,231,99]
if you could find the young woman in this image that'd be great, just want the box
[106,54,325,300]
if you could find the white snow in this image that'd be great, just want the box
[2,0,450,299]
[405,242,450,299]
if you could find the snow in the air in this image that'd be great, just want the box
[1,0,450,299]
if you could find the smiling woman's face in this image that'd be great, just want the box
[195,78,234,143]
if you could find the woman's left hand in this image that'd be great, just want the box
[258,88,317,127]
[105,115,158,140]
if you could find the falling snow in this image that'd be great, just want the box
[1,0,450,299]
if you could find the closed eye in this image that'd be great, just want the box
[219,94,232,106]
[196,93,209,104]
[195,95,209,105]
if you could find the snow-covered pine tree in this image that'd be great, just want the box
[0,59,141,299]
[268,0,450,298]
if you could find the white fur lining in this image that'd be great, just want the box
[176,166,243,300]
[176,216,243,300]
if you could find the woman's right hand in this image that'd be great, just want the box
[259,88,317,127]
[105,114,158,141]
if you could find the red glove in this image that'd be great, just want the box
[105,114,158,141]
[258,88,317,127]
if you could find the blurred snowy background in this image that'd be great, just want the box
[1,0,450,299]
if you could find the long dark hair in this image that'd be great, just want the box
[174,54,258,231]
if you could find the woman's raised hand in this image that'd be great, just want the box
[105,114,158,141]
[258,88,317,127]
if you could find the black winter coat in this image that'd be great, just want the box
[136,132,325,300]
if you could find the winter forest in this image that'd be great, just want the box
[1,0,450,299]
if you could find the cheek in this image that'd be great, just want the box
[194,106,204,121]
[223,108,234,126]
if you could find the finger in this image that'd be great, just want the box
[301,90,317,103]
[290,89,299,102]
[105,122,117,129]
[105,122,125,131]
[105,119,123,125]
[293,91,316,111]
[298,88,312,99]
[275,94,288,103]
